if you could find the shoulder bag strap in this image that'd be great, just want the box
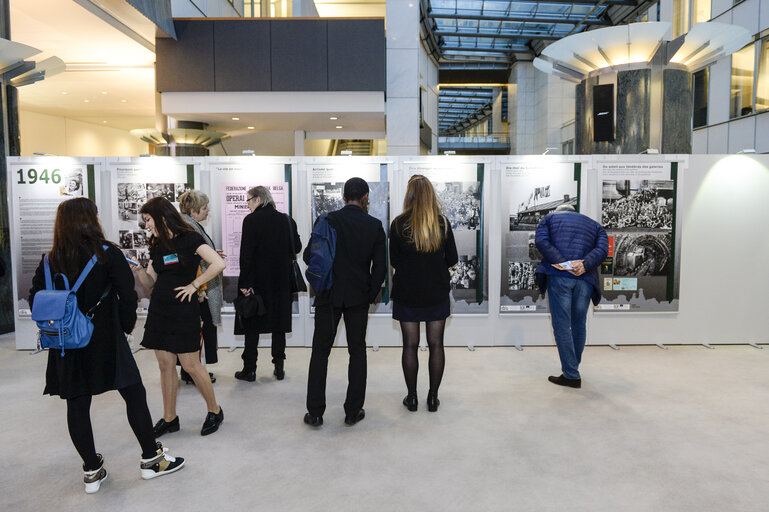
[43,255,54,290]
[286,214,297,261]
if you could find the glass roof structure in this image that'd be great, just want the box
[424,0,648,135]
[439,87,507,134]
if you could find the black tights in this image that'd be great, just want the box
[400,320,446,396]
[66,382,157,470]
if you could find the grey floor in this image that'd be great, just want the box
[1,334,768,512]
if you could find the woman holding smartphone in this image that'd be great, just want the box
[133,197,226,436]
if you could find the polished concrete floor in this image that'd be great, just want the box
[1,334,768,511]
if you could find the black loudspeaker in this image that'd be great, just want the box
[593,84,614,142]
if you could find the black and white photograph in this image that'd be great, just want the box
[117,182,147,203]
[175,182,191,201]
[119,230,133,249]
[58,170,84,196]
[435,181,481,230]
[118,201,137,221]
[367,181,390,235]
[450,255,479,290]
[612,232,671,277]
[508,180,577,231]
[311,183,345,220]
[146,182,175,202]
[132,230,147,247]
[602,179,674,230]
[136,249,150,269]
[508,261,537,291]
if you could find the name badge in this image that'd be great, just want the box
[163,253,179,265]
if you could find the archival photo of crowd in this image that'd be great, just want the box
[508,179,578,231]
[601,179,673,229]
[434,181,481,231]
[508,261,537,291]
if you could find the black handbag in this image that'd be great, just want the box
[234,294,266,319]
[286,214,307,293]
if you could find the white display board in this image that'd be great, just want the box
[7,156,101,349]
[594,159,682,312]
[401,157,489,314]
[10,154,769,350]
[498,157,582,313]
[107,157,198,310]
[304,157,392,314]
[206,156,295,311]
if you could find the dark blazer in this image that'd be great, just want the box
[534,211,609,305]
[29,243,141,399]
[303,204,387,308]
[389,215,458,307]
[236,204,301,334]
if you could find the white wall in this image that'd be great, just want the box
[19,110,147,157]
[209,130,296,156]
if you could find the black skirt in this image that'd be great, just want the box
[392,297,450,322]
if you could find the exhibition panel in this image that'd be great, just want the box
[401,157,489,314]
[498,157,584,313]
[303,156,393,314]
[593,158,682,312]
[7,154,769,349]
[8,157,100,349]
[107,157,198,310]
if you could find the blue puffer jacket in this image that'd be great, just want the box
[534,211,609,305]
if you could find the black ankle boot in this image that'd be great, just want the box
[274,361,285,380]
[427,391,440,412]
[402,393,418,412]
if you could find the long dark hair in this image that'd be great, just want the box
[49,198,108,279]
[139,196,194,250]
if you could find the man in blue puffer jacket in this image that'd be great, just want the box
[535,204,608,388]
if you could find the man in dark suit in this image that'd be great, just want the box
[303,177,387,427]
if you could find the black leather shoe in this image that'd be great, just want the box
[201,407,224,436]
[234,369,256,382]
[403,394,418,412]
[181,370,215,385]
[273,362,285,381]
[303,413,323,427]
[180,369,193,385]
[548,374,581,388]
[153,416,179,438]
[427,391,440,412]
[344,409,365,426]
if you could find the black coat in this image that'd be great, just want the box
[236,204,301,334]
[389,215,458,307]
[303,204,387,308]
[29,244,141,399]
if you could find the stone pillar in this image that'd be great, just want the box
[0,0,17,333]
[294,129,305,156]
[491,88,503,136]
[385,2,420,155]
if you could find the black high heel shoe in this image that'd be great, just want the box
[181,369,215,385]
[402,393,418,412]
[427,391,440,412]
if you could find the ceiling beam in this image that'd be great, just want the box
[427,12,611,26]
[435,31,563,41]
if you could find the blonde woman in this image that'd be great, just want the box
[389,175,458,412]
[178,190,225,384]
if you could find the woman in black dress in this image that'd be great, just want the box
[234,186,301,382]
[389,175,458,412]
[134,197,226,436]
[29,198,184,494]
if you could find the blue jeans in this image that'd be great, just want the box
[547,275,593,379]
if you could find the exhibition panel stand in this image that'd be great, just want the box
[7,154,769,350]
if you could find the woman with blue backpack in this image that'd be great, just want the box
[29,198,184,494]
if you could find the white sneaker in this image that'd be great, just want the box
[83,454,108,494]
[140,442,185,480]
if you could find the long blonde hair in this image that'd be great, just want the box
[398,175,444,252]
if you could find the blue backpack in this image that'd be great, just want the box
[305,213,337,293]
[31,251,109,356]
